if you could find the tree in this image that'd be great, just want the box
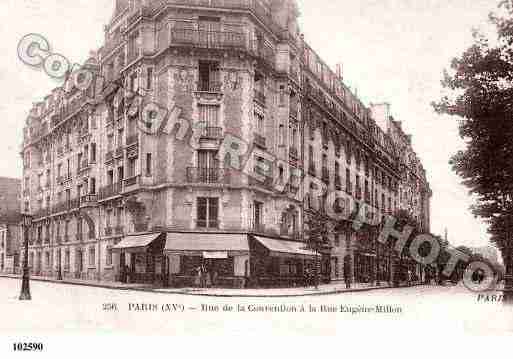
[304,210,330,289]
[433,1,513,299]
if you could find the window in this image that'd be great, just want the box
[255,112,264,135]
[279,124,285,146]
[127,158,136,178]
[107,170,114,185]
[89,247,95,267]
[146,153,152,176]
[118,166,124,182]
[90,177,96,195]
[90,143,97,163]
[130,72,138,92]
[117,129,124,148]
[253,201,263,230]
[198,104,219,128]
[197,197,219,228]
[146,67,153,90]
[198,61,220,92]
[346,168,351,193]
[45,252,50,268]
[65,250,70,269]
[57,163,62,178]
[334,234,340,247]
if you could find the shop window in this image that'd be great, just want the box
[89,247,95,267]
[106,247,113,266]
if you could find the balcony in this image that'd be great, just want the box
[80,194,98,207]
[186,167,230,184]
[199,125,223,140]
[254,89,266,106]
[77,160,90,174]
[197,81,223,93]
[124,175,141,188]
[126,134,138,146]
[69,198,81,210]
[99,182,123,200]
[251,41,276,67]
[57,147,64,157]
[105,150,114,163]
[170,29,246,51]
[254,133,266,149]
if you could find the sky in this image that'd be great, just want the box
[0,0,501,248]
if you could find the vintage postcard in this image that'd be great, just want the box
[0,0,512,356]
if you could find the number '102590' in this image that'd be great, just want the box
[13,343,44,351]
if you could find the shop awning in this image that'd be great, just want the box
[165,233,249,257]
[112,233,162,253]
[253,236,320,259]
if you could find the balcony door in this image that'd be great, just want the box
[198,16,221,48]
[198,61,220,92]
[198,150,219,183]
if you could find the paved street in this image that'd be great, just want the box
[1,277,511,335]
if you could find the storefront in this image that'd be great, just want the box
[249,236,320,288]
[165,233,250,289]
[112,232,167,285]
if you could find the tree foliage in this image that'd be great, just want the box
[432,1,513,253]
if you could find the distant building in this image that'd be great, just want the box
[0,177,22,273]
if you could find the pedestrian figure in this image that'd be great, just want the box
[194,266,202,288]
[343,255,352,289]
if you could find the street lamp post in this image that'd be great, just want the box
[19,214,33,301]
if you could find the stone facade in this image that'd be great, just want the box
[19,0,431,286]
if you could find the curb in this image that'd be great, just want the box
[0,274,427,298]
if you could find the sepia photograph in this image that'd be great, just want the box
[0,0,512,356]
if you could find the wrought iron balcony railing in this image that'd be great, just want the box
[105,150,114,162]
[170,29,246,51]
[199,125,223,139]
[99,182,123,200]
[186,167,230,184]
[124,175,140,187]
[197,80,222,93]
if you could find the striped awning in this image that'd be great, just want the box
[253,236,320,259]
[165,233,249,256]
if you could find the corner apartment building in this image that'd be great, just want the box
[20,0,431,288]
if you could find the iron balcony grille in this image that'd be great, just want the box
[197,81,222,93]
[171,29,246,51]
[187,167,229,184]
[199,125,223,139]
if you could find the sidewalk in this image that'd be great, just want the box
[0,273,427,297]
